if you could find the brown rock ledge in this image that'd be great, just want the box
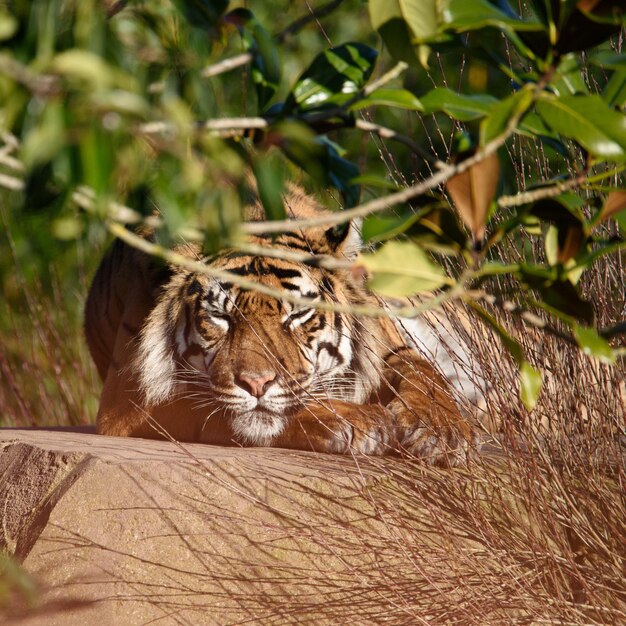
[1,428,501,625]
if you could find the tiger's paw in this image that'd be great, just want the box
[388,400,480,467]
[287,401,396,456]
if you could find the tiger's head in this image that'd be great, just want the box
[134,194,371,446]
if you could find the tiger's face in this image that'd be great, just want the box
[135,221,368,446]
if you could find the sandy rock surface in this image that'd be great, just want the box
[2,428,447,625]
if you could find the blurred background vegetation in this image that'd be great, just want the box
[0,0,624,426]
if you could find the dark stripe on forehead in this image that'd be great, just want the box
[264,264,303,280]
[222,263,253,276]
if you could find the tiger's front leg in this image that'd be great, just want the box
[379,349,479,466]
[274,400,397,456]
[274,351,478,465]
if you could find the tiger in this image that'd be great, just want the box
[85,185,482,465]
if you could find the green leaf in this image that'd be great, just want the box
[359,241,449,296]
[588,52,626,70]
[361,208,428,242]
[350,88,422,111]
[551,53,590,96]
[350,175,400,191]
[275,123,360,207]
[603,69,626,107]
[480,88,534,146]
[574,325,616,364]
[0,8,18,41]
[466,301,523,363]
[520,362,542,411]
[52,216,84,240]
[520,266,595,323]
[421,88,496,121]
[556,3,624,54]
[51,50,117,91]
[252,155,285,221]
[384,0,439,44]
[21,103,66,169]
[467,303,542,411]
[536,94,626,162]
[369,0,442,65]
[284,43,377,113]
[226,9,280,111]
[443,0,545,33]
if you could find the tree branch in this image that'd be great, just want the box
[106,221,458,320]
[243,117,521,234]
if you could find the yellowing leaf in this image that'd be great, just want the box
[358,240,450,297]
[599,190,626,222]
[520,361,542,411]
[446,152,500,243]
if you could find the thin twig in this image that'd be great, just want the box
[355,120,443,167]
[275,0,346,43]
[243,111,526,234]
[362,61,409,97]
[201,52,253,79]
[497,171,590,209]
[475,291,579,346]
[138,117,268,135]
[0,173,24,191]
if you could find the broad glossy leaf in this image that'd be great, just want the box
[480,88,534,146]
[536,94,626,162]
[284,43,377,113]
[359,241,448,296]
[369,0,440,65]
[446,152,500,243]
[520,362,542,411]
[350,88,422,111]
[574,325,616,364]
[443,0,545,33]
[551,53,590,96]
[421,88,496,121]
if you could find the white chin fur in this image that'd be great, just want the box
[230,411,286,446]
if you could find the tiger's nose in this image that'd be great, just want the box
[235,371,276,398]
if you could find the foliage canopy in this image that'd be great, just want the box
[0,0,625,408]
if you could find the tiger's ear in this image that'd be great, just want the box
[324,219,362,260]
